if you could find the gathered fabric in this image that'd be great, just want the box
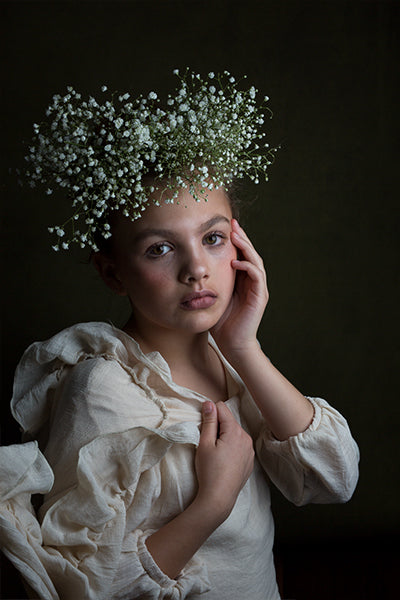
[0,322,360,599]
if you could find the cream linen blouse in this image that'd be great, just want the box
[0,322,359,600]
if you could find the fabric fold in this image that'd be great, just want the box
[0,441,54,502]
[1,321,359,600]
[256,397,360,505]
[11,322,170,436]
[1,423,206,600]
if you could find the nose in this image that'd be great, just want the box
[178,247,209,284]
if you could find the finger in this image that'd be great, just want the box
[199,401,218,445]
[231,262,269,309]
[215,401,235,438]
[231,221,264,270]
[232,259,268,290]
[232,235,263,269]
[232,219,254,244]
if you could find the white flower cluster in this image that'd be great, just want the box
[24,69,276,251]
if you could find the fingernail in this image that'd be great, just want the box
[203,401,214,414]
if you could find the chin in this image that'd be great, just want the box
[183,313,223,335]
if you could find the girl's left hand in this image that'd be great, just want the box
[211,219,269,361]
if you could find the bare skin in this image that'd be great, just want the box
[94,188,313,579]
[211,219,314,441]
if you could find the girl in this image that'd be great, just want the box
[0,71,359,600]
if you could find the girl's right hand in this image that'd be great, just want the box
[146,401,254,578]
[195,401,254,520]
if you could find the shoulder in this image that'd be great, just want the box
[56,350,166,425]
[62,353,132,392]
[46,355,163,450]
[12,322,164,436]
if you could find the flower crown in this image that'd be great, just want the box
[24,69,276,251]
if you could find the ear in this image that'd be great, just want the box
[92,252,127,296]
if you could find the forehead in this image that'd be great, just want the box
[113,187,232,237]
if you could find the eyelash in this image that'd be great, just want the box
[203,231,226,246]
[146,242,173,258]
[146,231,227,258]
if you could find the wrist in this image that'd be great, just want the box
[223,339,263,370]
[192,490,233,528]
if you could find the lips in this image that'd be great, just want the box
[180,290,217,310]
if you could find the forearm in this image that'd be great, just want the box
[146,495,226,580]
[146,400,254,580]
[228,343,314,441]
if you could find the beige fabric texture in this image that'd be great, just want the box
[0,322,359,599]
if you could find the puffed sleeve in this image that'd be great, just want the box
[0,442,58,600]
[3,325,211,599]
[0,424,210,600]
[255,397,360,506]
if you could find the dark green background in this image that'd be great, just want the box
[1,0,399,596]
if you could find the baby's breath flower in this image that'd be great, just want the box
[23,68,276,251]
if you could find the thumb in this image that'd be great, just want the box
[215,401,235,437]
[199,401,218,445]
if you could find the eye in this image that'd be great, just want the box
[146,242,172,258]
[203,232,226,246]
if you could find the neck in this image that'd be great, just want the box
[123,315,211,368]
[123,314,228,402]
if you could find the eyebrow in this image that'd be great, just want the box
[133,214,231,243]
[198,215,231,233]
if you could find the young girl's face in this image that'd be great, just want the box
[102,187,237,339]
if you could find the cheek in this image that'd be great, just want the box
[129,264,172,293]
[221,240,237,267]
[230,242,238,261]
[216,244,237,286]
[228,244,238,287]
